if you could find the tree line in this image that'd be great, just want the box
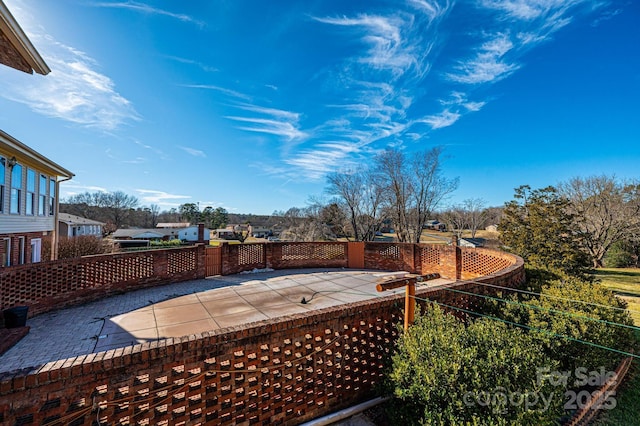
[61,192,232,234]
[500,177,640,272]
[61,152,639,269]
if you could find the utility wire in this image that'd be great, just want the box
[44,273,639,425]
[439,285,640,332]
[459,278,640,316]
[411,294,640,361]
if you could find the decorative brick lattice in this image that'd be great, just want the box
[462,250,513,277]
[81,255,154,286]
[238,244,265,266]
[1,307,404,425]
[0,261,75,307]
[0,247,204,315]
[0,247,526,425]
[281,243,345,261]
[168,249,197,274]
[378,245,400,260]
[420,246,440,266]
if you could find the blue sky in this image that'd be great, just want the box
[1,0,638,215]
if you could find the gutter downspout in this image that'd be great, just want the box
[52,175,73,260]
[300,397,390,426]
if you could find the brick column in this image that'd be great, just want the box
[452,235,462,280]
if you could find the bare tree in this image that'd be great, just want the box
[326,168,385,241]
[327,171,365,241]
[64,190,139,228]
[441,206,467,238]
[376,150,411,242]
[558,175,640,268]
[149,204,160,227]
[408,148,459,243]
[463,198,487,238]
[375,147,458,243]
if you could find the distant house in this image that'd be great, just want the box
[424,220,446,231]
[156,222,190,229]
[459,238,486,248]
[215,229,236,240]
[1,131,74,266]
[112,229,173,241]
[58,213,104,238]
[485,224,498,232]
[250,226,271,238]
[179,226,211,243]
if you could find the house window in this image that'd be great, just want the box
[49,178,55,216]
[0,156,5,213]
[31,238,41,263]
[10,163,22,214]
[26,169,35,215]
[39,174,47,215]
[18,237,25,265]
[2,238,10,267]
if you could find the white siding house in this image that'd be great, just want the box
[58,213,104,238]
[1,130,74,266]
[179,226,211,242]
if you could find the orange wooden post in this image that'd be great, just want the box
[405,281,415,331]
[376,273,440,331]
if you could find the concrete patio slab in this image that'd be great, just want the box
[0,268,452,373]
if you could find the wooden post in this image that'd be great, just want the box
[376,273,440,331]
[405,281,415,331]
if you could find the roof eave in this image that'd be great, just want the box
[0,0,50,75]
[0,129,74,178]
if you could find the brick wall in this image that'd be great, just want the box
[1,242,519,320]
[0,245,206,317]
[0,258,524,426]
[0,232,52,267]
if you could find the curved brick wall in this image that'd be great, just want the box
[1,242,520,318]
[0,244,524,425]
[0,246,205,317]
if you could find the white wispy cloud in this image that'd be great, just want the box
[478,0,582,21]
[61,182,109,195]
[180,84,253,101]
[0,34,139,131]
[305,4,448,164]
[314,14,416,78]
[478,1,597,46]
[179,146,206,157]
[408,0,451,23]
[123,157,147,164]
[463,101,486,112]
[135,189,191,205]
[440,91,487,112]
[447,33,519,84]
[227,116,307,141]
[226,104,307,141]
[591,7,622,27]
[284,142,361,179]
[416,110,461,129]
[91,1,203,25]
[163,55,218,73]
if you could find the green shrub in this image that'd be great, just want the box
[387,304,563,425]
[150,239,183,246]
[496,275,634,375]
[603,241,635,268]
[57,236,106,259]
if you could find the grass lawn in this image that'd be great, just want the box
[593,268,640,326]
[591,268,640,425]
